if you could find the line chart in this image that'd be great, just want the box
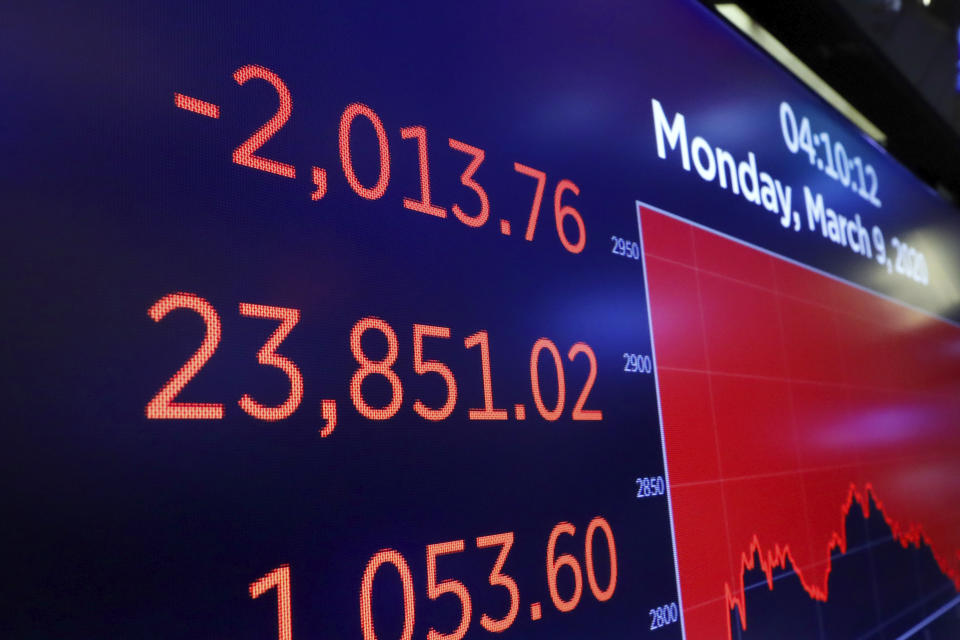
[637,203,960,640]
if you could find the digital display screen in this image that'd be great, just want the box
[6,1,960,639]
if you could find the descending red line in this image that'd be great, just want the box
[174,93,220,118]
[724,483,960,640]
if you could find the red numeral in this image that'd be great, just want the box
[584,516,617,601]
[554,179,585,253]
[426,541,472,640]
[146,293,223,420]
[238,304,304,421]
[361,549,415,640]
[250,564,293,640]
[449,139,489,227]
[233,65,295,178]
[350,317,403,420]
[546,522,583,613]
[514,163,546,241]
[567,342,601,421]
[340,103,390,200]
[401,126,446,217]
[530,338,565,421]
[464,330,507,420]
[413,324,457,421]
[476,532,519,633]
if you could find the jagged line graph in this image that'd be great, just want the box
[637,202,960,640]
[726,483,960,638]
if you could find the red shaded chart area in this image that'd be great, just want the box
[638,205,960,640]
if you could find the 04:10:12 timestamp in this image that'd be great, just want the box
[779,101,880,207]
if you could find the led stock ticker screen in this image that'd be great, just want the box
[6,1,960,639]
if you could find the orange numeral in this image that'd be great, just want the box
[476,532,519,633]
[413,324,457,421]
[546,522,582,613]
[449,139,489,227]
[567,342,601,421]
[426,541,472,640]
[554,179,585,253]
[402,126,446,217]
[464,330,507,420]
[350,317,403,420]
[584,516,617,601]
[530,338,565,421]
[361,549,415,640]
[340,103,390,200]
[146,293,223,420]
[238,303,304,421]
[250,564,293,640]
[514,163,546,241]
[233,65,296,178]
